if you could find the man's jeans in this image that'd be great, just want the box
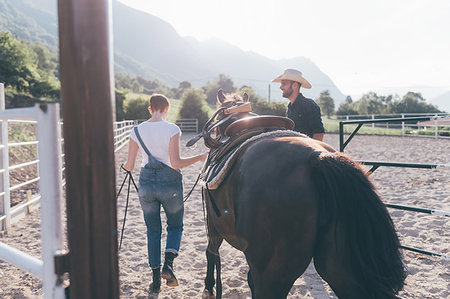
[138,166,183,269]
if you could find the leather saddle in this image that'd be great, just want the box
[224,115,294,137]
[203,115,294,189]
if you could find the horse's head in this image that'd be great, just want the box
[215,89,253,137]
[186,89,254,149]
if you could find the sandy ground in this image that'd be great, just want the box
[0,133,448,298]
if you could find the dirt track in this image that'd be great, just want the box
[0,133,448,298]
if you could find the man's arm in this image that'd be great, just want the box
[310,104,325,141]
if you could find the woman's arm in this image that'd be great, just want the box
[169,133,207,169]
[123,138,139,171]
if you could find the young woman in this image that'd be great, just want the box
[123,94,207,294]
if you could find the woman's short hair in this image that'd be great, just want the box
[149,94,170,112]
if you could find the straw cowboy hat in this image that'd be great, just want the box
[272,69,312,89]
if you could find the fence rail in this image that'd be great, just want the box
[338,114,450,260]
[175,118,198,133]
[335,113,450,139]
[0,119,134,230]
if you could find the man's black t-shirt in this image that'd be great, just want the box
[286,93,325,138]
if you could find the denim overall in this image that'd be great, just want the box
[134,126,184,269]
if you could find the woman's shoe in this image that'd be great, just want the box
[161,252,179,287]
[150,267,161,293]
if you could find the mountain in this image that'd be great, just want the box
[430,91,450,113]
[0,0,347,104]
[0,0,58,49]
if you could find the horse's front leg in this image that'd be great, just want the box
[247,269,254,298]
[202,236,223,299]
[215,250,222,299]
[203,248,216,298]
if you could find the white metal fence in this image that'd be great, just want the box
[0,114,134,298]
[0,118,134,230]
[0,103,65,299]
[335,113,450,139]
[175,118,198,132]
[0,83,135,299]
[114,120,135,152]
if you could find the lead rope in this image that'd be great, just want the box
[118,165,135,250]
[117,164,203,249]
[183,172,201,202]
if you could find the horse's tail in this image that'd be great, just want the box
[310,151,407,297]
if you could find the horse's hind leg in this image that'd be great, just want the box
[244,230,316,298]
[313,230,371,299]
[245,253,311,299]
[202,235,223,299]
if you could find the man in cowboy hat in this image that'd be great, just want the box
[272,69,325,141]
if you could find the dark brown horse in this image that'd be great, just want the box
[196,90,406,299]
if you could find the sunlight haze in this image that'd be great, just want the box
[119,0,450,102]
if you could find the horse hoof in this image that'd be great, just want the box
[202,289,215,299]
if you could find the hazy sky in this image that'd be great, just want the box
[119,0,450,100]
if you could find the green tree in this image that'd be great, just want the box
[252,101,287,116]
[387,92,441,113]
[203,74,236,105]
[203,80,221,106]
[172,81,192,98]
[114,73,172,96]
[131,81,143,93]
[217,74,235,93]
[124,96,149,120]
[355,92,385,114]
[0,31,39,91]
[316,90,335,117]
[30,43,58,77]
[238,85,263,104]
[115,73,133,90]
[0,32,60,100]
[178,88,210,129]
[336,102,358,115]
[179,81,192,90]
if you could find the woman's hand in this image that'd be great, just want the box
[122,162,132,172]
[200,152,208,162]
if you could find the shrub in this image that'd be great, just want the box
[115,89,127,120]
[252,100,287,116]
[123,96,149,120]
[440,126,450,136]
[178,88,210,129]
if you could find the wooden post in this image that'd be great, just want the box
[434,114,438,139]
[26,190,32,214]
[371,114,375,134]
[57,0,119,298]
[401,114,405,136]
